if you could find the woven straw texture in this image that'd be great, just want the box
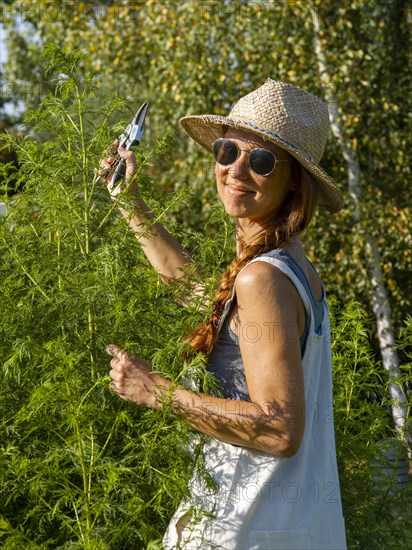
[180,79,343,213]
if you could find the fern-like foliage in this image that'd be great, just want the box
[330,298,412,549]
[0,45,227,549]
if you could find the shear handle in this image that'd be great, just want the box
[111,158,126,185]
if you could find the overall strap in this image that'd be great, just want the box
[247,253,314,334]
[217,250,315,335]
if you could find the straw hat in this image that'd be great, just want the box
[180,78,343,213]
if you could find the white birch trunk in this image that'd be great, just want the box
[311,10,410,447]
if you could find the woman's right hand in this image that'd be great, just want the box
[98,140,140,200]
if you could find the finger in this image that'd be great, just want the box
[106,344,121,357]
[109,368,123,383]
[117,146,136,163]
[109,377,128,401]
[107,140,119,155]
[98,157,120,182]
[98,163,113,178]
[106,158,118,168]
[109,380,126,399]
[110,357,120,370]
[119,151,138,181]
[110,357,129,375]
[100,153,117,166]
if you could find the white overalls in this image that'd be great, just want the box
[164,250,347,549]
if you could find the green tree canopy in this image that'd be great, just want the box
[2,0,410,332]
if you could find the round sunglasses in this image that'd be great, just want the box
[213,138,288,176]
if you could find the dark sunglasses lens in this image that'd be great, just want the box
[249,149,276,176]
[213,139,239,165]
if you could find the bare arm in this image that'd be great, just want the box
[108,262,306,457]
[118,196,192,284]
[101,144,194,284]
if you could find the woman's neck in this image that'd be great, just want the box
[235,218,267,254]
[235,218,303,258]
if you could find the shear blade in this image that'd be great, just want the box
[133,102,149,127]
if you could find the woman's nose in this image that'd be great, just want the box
[229,151,250,179]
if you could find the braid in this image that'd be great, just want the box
[186,161,317,356]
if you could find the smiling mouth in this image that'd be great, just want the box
[226,184,255,196]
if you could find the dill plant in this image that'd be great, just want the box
[329,298,412,548]
[0,45,225,549]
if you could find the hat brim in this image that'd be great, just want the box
[180,114,343,213]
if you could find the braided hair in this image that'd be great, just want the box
[185,159,317,356]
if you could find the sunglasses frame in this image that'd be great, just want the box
[213,138,288,177]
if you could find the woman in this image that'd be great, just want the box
[104,79,347,549]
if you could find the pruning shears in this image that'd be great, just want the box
[108,102,149,190]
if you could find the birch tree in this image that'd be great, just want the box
[309,5,410,449]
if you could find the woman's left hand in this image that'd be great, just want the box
[106,344,164,408]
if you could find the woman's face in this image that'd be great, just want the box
[214,128,293,224]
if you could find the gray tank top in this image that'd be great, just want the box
[208,248,324,401]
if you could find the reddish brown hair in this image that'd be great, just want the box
[186,159,317,356]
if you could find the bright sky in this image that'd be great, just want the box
[1,22,26,117]
[1,22,11,113]
[0,22,7,64]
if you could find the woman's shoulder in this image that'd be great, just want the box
[233,257,306,342]
[235,258,303,305]
[247,246,323,303]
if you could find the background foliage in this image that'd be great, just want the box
[1,0,410,326]
[0,1,411,548]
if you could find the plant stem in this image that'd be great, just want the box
[65,378,92,542]
[75,83,97,380]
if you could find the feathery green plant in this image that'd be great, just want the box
[0,45,225,549]
[330,298,411,548]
